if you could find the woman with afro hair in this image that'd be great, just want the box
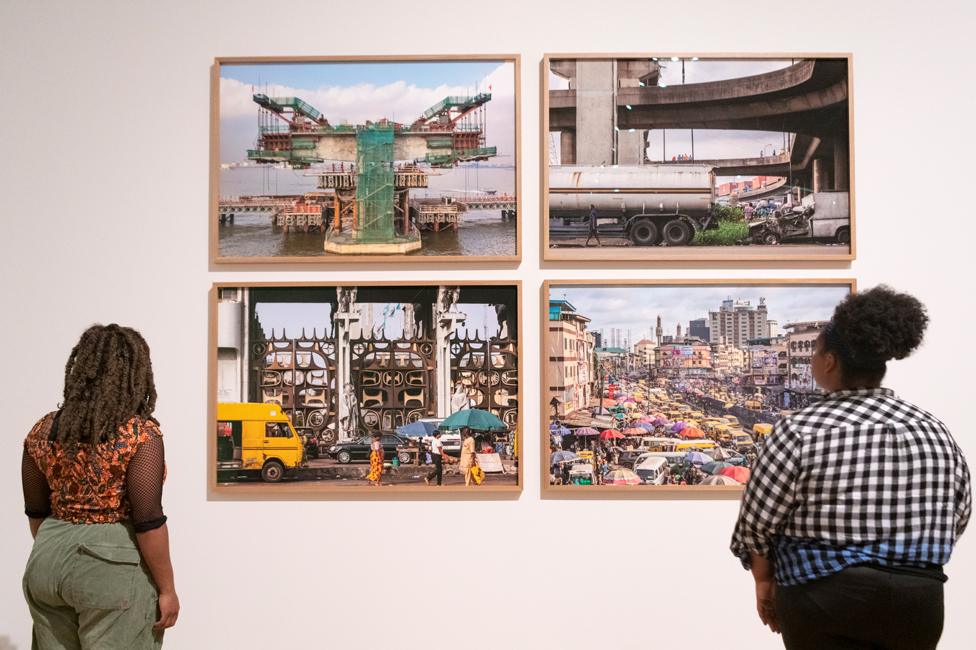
[731,286,971,650]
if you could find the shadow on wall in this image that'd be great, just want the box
[0,635,17,650]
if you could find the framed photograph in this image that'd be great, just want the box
[209,281,521,497]
[211,55,520,263]
[541,54,854,262]
[542,279,855,497]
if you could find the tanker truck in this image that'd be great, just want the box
[548,164,718,246]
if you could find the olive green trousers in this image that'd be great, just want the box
[23,518,162,650]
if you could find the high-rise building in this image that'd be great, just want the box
[655,315,663,347]
[709,297,770,349]
[688,318,710,341]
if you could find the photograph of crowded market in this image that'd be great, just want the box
[545,280,852,489]
[212,283,519,493]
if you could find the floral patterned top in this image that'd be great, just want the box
[22,412,167,532]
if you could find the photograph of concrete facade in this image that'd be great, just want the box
[543,55,854,261]
[544,280,853,493]
[213,56,519,263]
[211,282,520,494]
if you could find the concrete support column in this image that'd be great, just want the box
[334,287,360,441]
[575,60,616,165]
[812,158,828,193]
[833,137,849,191]
[617,129,646,165]
[559,130,576,165]
[435,287,466,418]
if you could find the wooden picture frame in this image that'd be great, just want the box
[210,54,521,265]
[540,278,856,499]
[540,53,855,263]
[208,280,522,499]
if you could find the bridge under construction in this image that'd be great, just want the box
[220,90,512,254]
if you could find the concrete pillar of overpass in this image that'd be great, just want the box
[812,158,829,193]
[833,137,849,191]
[575,60,616,165]
[559,130,576,165]
[617,129,646,165]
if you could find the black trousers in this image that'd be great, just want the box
[426,454,442,485]
[776,566,944,650]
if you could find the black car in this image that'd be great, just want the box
[327,434,412,464]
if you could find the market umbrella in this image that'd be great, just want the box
[622,427,646,437]
[624,402,638,410]
[440,408,506,432]
[654,416,669,426]
[550,450,578,465]
[679,426,705,439]
[636,422,656,432]
[623,397,636,404]
[396,420,439,438]
[573,427,600,437]
[637,416,654,424]
[601,398,616,408]
[549,424,572,437]
[603,468,642,485]
[599,429,625,441]
[671,421,687,433]
[685,451,712,465]
[699,474,741,486]
[719,466,751,483]
[702,461,734,475]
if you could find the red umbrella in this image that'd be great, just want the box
[599,429,625,440]
[622,427,646,437]
[719,466,751,484]
[679,426,705,439]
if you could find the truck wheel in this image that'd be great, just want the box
[835,227,850,245]
[261,460,284,482]
[629,219,659,246]
[398,451,412,465]
[337,451,352,464]
[662,220,692,246]
[761,232,780,245]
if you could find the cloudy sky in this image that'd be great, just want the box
[551,284,850,344]
[254,301,495,340]
[220,60,515,164]
[549,58,795,163]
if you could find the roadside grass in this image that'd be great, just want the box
[693,220,749,246]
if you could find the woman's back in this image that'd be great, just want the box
[23,412,165,528]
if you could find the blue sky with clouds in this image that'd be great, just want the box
[551,284,850,344]
[223,61,502,90]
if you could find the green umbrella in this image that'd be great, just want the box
[439,408,507,432]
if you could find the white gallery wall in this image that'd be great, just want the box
[1,1,974,648]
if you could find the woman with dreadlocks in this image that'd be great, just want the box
[21,324,178,648]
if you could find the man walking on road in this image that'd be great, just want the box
[425,431,444,485]
[585,204,601,247]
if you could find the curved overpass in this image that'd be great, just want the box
[549,59,849,138]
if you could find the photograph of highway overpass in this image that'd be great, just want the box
[543,55,853,262]
[212,56,519,263]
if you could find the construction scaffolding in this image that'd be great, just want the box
[354,125,395,242]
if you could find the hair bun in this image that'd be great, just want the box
[832,285,928,364]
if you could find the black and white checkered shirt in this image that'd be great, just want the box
[730,387,972,585]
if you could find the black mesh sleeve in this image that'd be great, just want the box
[126,431,167,533]
[22,446,52,519]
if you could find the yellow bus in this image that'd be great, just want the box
[216,402,306,482]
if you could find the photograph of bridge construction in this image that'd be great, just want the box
[544,55,853,261]
[544,279,852,492]
[214,56,518,262]
[211,282,520,494]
